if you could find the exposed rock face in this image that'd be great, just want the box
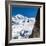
[32,9,40,38]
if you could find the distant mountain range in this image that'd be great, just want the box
[12,14,35,25]
[12,14,36,39]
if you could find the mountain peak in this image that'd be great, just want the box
[15,14,24,19]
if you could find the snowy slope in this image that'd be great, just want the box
[12,14,35,39]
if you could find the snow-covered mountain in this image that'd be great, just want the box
[12,14,36,39]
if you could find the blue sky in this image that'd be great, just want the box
[11,5,39,17]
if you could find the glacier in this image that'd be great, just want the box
[12,14,35,39]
